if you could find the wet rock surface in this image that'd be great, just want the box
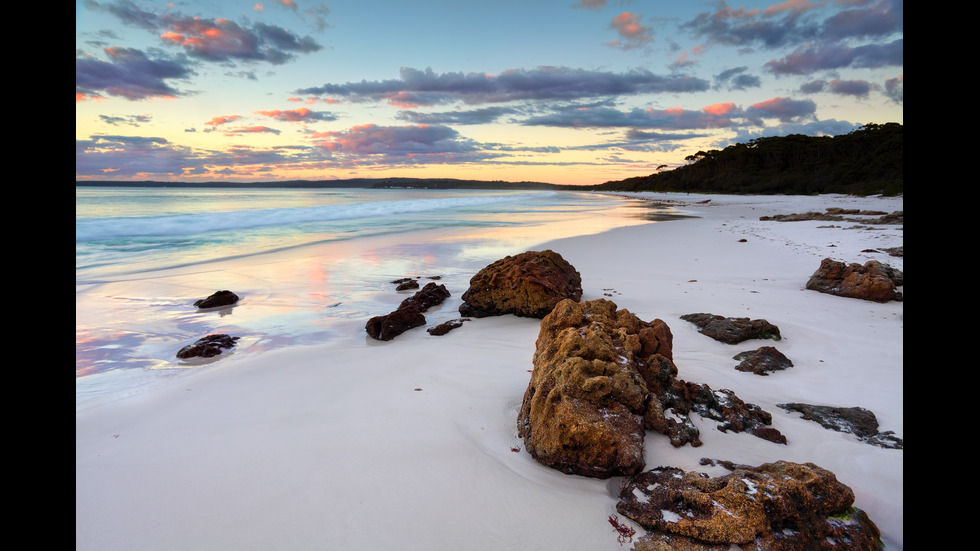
[778,403,903,449]
[617,460,883,550]
[426,318,470,336]
[176,334,240,359]
[193,290,240,309]
[805,258,903,302]
[459,249,582,318]
[366,282,451,341]
[680,313,781,344]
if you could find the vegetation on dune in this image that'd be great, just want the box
[584,123,903,196]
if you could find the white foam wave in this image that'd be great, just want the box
[76,192,549,241]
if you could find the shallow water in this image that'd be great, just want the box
[76,187,679,410]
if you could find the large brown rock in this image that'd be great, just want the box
[617,461,882,549]
[459,249,582,318]
[805,258,903,302]
[518,298,672,478]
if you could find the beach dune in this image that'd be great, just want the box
[76,193,903,550]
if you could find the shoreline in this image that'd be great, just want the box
[76,193,902,550]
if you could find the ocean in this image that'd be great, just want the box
[76,186,660,410]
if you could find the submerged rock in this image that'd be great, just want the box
[617,461,883,550]
[805,258,903,302]
[193,290,239,309]
[176,334,240,359]
[459,249,582,318]
[680,313,781,344]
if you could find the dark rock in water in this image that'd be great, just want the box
[684,382,787,445]
[680,313,781,344]
[366,282,453,341]
[176,334,240,359]
[392,277,420,291]
[459,249,582,318]
[426,318,469,336]
[399,282,450,312]
[365,305,426,341]
[805,258,903,302]
[778,403,903,449]
[193,290,240,309]
[617,461,883,550]
[733,346,793,375]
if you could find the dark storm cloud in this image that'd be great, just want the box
[296,66,710,106]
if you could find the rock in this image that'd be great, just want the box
[777,403,903,449]
[459,249,582,318]
[392,277,420,291]
[805,258,903,302]
[398,282,451,312]
[365,305,426,341]
[518,298,669,478]
[365,282,452,341]
[426,318,469,336]
[680,313,781,344]
[176,334,240,359]
[193,290,239,308]
[617,461,882,549]
[733,346,793,375]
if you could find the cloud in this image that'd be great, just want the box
[522,103,739,130]
[311,124,481,156]
[681,0,902,53]
[76,47,194,100]
[87,0,321,65]
[801,78,872,98]
[745,96,816,123]
[884,75,903,103]
[395,106,522,125]
[296,66,710,106]
[714,67,762,91]
[99,114,152,126]
[608,12,653,50]
[764,38,903,74]
[254,107,337,123]
[205,115,242,126]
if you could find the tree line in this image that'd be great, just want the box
[582,123,903,196]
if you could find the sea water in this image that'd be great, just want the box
[76,186,660,410]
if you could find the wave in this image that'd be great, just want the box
[76,191,550,241]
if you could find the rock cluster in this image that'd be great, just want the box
[680,313,781,344]
[176,334,240,359]
[459,249,582,318]
[365,282,451,341]
[806,258,903,302]
[617,460,883,550]
[193,290,239,308]
[517,298,785,479]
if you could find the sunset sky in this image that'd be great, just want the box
[76,0,903,186]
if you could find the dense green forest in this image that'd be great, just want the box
[585,123,902,196]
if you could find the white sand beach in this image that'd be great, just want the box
[76,193,903,550]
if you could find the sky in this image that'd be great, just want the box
[76,0,903,186]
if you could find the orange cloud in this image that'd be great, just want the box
[704,102,735,115]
